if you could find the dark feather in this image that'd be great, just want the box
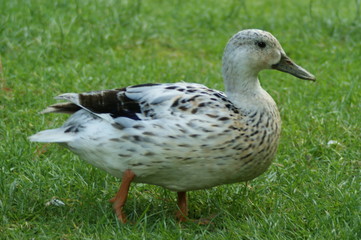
[76,88,141,119]
[43,87,145,120]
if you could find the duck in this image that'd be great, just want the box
[29,29,315,223]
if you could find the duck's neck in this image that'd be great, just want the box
[222,64,263,106]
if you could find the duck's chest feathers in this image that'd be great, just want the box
[226,106,281,180]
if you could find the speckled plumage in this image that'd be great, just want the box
[30,29,315,221]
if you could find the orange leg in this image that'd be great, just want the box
[176,191,188,222]
[109,169,135,223]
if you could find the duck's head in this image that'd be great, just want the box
[222,29,315,89]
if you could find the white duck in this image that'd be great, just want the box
[30,29,315,223]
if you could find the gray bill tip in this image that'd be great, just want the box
[272,54,316,81]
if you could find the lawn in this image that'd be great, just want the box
[1,0,360,239]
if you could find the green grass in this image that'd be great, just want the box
[1,0,360,239]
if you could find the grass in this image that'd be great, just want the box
[1,0,360,239]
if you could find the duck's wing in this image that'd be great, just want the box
[41,82,239,122]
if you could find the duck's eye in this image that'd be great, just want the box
[256,41,266,48]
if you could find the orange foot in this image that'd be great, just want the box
[176,191,216,225]
[109,169,135,223]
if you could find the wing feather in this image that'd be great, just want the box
[39,82,237,123]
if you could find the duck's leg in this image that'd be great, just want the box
[176,191,188,222]
[176,192,215,224]
[109,169,135,223]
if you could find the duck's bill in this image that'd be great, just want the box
[272,53,316,81]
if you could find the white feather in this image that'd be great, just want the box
[29,129,75,143]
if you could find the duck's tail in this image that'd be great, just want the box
[29,128,75,143]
